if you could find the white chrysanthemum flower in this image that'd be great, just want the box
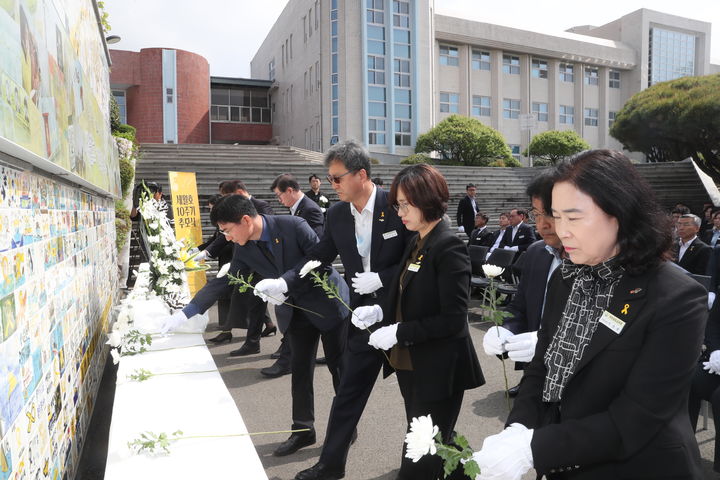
[146,235,160,244]
[404,415,439,463]
[106,330,122,347]
[110,348,121,365]
[300,260,322,278]
[319,196,328,203]
[482,264,505,279]
[216,263,232,278]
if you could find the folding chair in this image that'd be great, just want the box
[471,248,516,289]
[468,245,489,276]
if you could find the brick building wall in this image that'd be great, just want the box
[211,123,273,144]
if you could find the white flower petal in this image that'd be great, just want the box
[482,264,505,278]
[299,260,322,278]
[110,348,121,365]
[216,263,232,278]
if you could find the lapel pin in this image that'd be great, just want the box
[629,288,642,294]
[274,238,280,244]
[620,304,630,315]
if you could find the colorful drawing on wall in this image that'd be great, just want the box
[0,295,16,342]
[0,0,120,196]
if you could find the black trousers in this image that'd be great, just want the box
[395,370,466,480]
[289,312,346,429]
[688,363,720,472]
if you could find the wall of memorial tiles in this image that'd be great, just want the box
[0,164,117,479]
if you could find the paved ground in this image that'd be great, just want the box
[206,302,718,480]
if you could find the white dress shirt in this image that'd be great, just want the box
[289,193,305,216]
[487,228,506,259]
[678,235,697,261]
[350,185,377,272]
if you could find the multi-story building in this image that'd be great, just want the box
[251,2,716,164]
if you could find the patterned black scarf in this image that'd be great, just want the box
[542,258,624,402]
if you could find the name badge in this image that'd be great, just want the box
[407,263,420,272]
[383,230,398,240]
[599,310,625,334]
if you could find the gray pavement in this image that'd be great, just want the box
[205,303,718,480]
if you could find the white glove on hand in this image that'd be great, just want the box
[709,292,716,311]
[474,424,534,480]
[482,326,514,356]
[160,310,188,334]
[254,278,288,299]
[351,305,383,330]
[505,331,538,363]
[703,350,720,375]
[352,272,383,295]
[503,245,519,252]
[458,226,465,233]
[194,250,209,262]
[368,324,398,350]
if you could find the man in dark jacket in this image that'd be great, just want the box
[272,174,325,237]
[468,212,494,247]
[675,214,712,275]
[456,183,478,236]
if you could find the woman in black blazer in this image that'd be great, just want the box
[352,164,485,480]
[473,150,707,479]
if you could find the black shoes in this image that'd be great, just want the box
[261,361,291,378]
[295,462,345,480]
[208,331,232,344]
[315,356,327,364]
[508,384,520,398]
[261,324,278,337]
[229,342,260,357]
[274,430,316,457]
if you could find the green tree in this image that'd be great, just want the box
[611,73,720,180]
[523,130,590,165]
[415,115,514,166]
[400,153,433,165]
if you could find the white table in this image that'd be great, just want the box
[105,333,268,479]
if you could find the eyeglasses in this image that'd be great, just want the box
[392,201,411,213]
[218,223,239,236]
[527,209,548,223]
[326,170,354,184]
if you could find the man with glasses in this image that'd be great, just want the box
[499,208,535,253]
[272,173,324,236]
[264,139,409,480]
[482,170,564,396]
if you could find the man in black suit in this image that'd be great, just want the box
[291,139,410,480]
[468,212,494,247]
[499,208,536,253]
[272,173,325,236]
[456,183,478,236]
[160,195,349,457]
[306,174,331,212]
[485,212,511,259]
[675,214,712,275]
[482,171,562,396]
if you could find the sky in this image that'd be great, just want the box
[103,0,720,78]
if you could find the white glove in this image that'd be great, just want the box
[457,226,465,233]
[709,292,716,310]
[194,250,209,262]
[703,350,720,375]
[264,293,288,306]
[160,310,188,334]
[188,247,200,255]
[254,278,288,298]
[352,272,383,295]
[503,245,519,252]
[482,326,514,356]
[351,304,383,330]
[505,331,538,363]
[474,424,534,480]
[368,324,398,350]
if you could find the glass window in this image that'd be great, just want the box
[609,70,621,88]
[584,108,598,126]
[112,90,127,124]
[531,58,548,79]
[648,27,696,85]
[471,95,491,117]
[509,144,521,159]
[369,118,386,145]
[369,101,386,117]
[559,63,574,83]
[532,102,548,122]
[472,50,491,71]
[608,111,617,127]
[584,67,599,86]
[503,55,520,75]
[559,105,574,124]
[439,45,459,66]
[439,92,459,113]
[503,98,520,119]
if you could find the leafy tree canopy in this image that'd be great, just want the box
[523,130,590,165]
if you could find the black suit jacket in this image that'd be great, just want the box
[468,226,494,247]
[381,220,484,402]
[456,195,477,235]
[508,261,706,478]
[204,196,274,258]
[287,187,411,351]
[503,240,555,335]
[499,222,536,252]
[191,215,349,332]
[676,237,712,275]
[306,189,330,209]
[294,195,324,237]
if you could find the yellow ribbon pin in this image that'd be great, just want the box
[620,304,630,315]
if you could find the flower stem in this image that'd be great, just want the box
[231,275,324,318]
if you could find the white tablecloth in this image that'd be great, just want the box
[105,333,268,480]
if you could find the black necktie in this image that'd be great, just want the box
[257,241,275,265]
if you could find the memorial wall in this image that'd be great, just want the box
[0,0,120,478]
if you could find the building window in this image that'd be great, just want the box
[584,67,599,86]
[559,63,574,83]
[395,120,411,146]
[395,87,411,119]
[648,27,696,85]
[166,88,174,103]
[532,102,548,122]
[472,50,491,71]
[211,87,271,124]
[330,0,340,143]
[367,0,384,24]
[308,7,313,36]
[393,0,410,27]
[584,108,598,126]
[531,58,548,79]
[394,59,410,87]
[509,144,521,160]
[439,45,459,66]
[472,95,491,117]
[559,105,574,124]
[112,90,127,124]
[503,98,520,119]
[440,92,459,113]
[609,111,617,127]
[609,70,620,88]
[367,55,386,85]
[503,55,520,75]
[268,58,275,81]
[369,118,386,144]
[290,34,293,59]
